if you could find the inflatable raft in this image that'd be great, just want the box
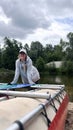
[0,84,69,130]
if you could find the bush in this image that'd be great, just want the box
[60,61,73,75]
[35,57,45,72]
[45,62,58,75]
[47,62,57,75]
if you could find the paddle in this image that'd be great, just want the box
[0,83,65,90]
[0,83,33,90]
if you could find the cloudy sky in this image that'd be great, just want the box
[0,0,73,46]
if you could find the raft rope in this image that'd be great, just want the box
[59,93,63,100]
[50,99,57,113]
[13,104,51,130]
[55,96,61,104]
[40,104,51,127]
[14,120,24,130]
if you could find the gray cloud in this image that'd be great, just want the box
[0,0,51,39]
[46,0,73,16]
[0,21,36,39]
[0,0,73,40]
[0,0,50,28]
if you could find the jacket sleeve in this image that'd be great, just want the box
[27,65,40,84]
[11,60,20,84]
[26,56,33,71]
[26,57,40,84]
[27,72,35,84]
[26,57,35,84]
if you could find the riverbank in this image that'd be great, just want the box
[0,68,14,75]
[65,102,73,130]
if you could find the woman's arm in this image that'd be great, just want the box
[26,56,35,84]
[26,56,32,70]
[11,60,20,84]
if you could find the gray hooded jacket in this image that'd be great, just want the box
[11,56,40,84]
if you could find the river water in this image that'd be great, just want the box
[40,74,73,102]
[0,73,73,102]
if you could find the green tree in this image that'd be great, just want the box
[45,44,53,52]
[59,38,67,50]
[24,43,30,53]
[44,44,54,62]
[30,41,44,63]
[53,45,63,61]
[60,61,73,75]
[65,32,73,61]
[67,32,73,49]
[35,57,45,72]
[2,37,22,70]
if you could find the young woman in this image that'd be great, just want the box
[11,49,40,85]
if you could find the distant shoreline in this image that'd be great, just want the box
[0,68,14,75]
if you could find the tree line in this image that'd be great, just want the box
[0,32,73,75]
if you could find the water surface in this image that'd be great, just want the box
[0,73,73,102]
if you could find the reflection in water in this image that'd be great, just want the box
[0,73,73,102]
[40,74,73,102]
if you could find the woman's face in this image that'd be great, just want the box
[19,52,26,61]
